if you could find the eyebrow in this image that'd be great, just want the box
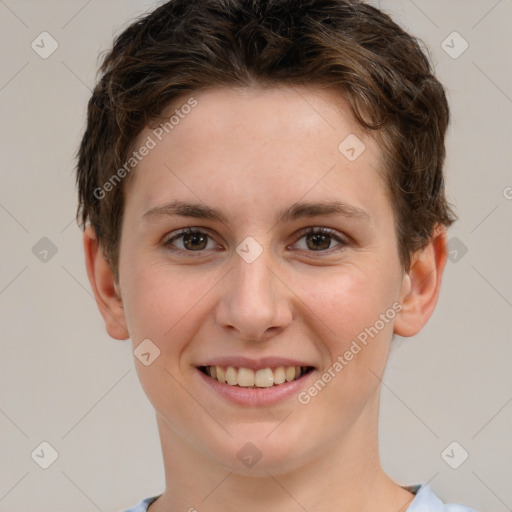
[142,199,371,225]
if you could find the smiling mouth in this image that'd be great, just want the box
[198,365,314,388]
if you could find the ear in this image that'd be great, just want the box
[83,225,129,340]
[394,225,448,337]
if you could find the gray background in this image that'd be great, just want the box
[0,0,511,511]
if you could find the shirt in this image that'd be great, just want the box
[122,484,477,511]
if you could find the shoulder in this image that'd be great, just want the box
[406,484,477,512]
[121,495,160,512]
[122,487,477,512]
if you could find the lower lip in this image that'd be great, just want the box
[197,368,316,406]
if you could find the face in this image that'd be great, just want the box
[116,86,411,474]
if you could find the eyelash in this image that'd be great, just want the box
[163,226,348,256]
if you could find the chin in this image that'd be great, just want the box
[207,424,313,476]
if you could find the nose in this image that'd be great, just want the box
[215,247,293,342]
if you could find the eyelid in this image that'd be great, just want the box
[163,226,349,255]
[163,227,222,254]
[290,226,348,252]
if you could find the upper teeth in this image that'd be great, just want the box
[205,365,306,387]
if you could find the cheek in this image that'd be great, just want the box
[301,261,400,404]
[123,268,178,338]
[301,261,400,345]
[119,261,208,411]
[120,258,222,352]
[295,268,398,423]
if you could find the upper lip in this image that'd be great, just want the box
[198,357,314,370]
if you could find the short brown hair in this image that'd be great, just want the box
[76,0,456,278]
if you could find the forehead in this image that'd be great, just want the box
[155,85,365,152]
[124,85,389,222]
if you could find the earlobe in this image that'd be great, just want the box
[83,225,129,340]
[394,226,448,337]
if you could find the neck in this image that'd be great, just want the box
[148,404,414,512]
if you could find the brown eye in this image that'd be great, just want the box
[181,231,208,250]
[305,231,332,251]
[165,228,215,252]
[293,227,347,253]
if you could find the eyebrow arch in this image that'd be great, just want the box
[277,200,370,224]
[142,199,371,224]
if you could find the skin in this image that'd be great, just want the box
[84,85,448,512]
